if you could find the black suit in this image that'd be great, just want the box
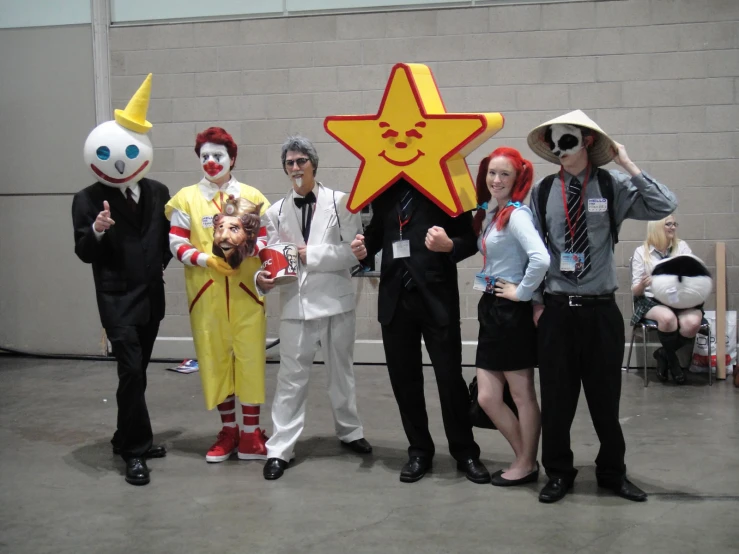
[363,179,480,462]
[72,177,172,460]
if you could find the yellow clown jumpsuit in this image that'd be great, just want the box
[165,180,269,410]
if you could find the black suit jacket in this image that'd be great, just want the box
[72,178,173,328]
[363,179,478,326]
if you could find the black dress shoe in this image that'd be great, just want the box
[125,458,150,486]
[340,438,373,454]
[598,478,648,502]
[539,477,571,503]
[653,348,669,382]
[491,462,539,487]
[113,444,167,458]
[263,458,290,480]
[457,458,491,484]
[400,456,431,483]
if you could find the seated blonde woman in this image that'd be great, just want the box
[631,215,702,384]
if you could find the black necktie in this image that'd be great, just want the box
[126,187,138,214]
[399,186,414,289]
[294,191,316,242]
[565,177,590,278]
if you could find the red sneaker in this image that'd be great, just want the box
[238,428,268,460]
[205,427,239,463]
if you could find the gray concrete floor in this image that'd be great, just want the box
[1,356,737,554]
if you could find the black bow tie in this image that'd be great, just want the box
[294,191,316,208]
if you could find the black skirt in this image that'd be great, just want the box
[475,293,537,371]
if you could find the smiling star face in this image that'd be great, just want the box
[324,63,504,216]
[83,120,153,189]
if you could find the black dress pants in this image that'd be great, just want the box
[538,297,626,486]
[106,320,159,460]
[381,287,480,462]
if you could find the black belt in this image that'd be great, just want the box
[545,293,615,307]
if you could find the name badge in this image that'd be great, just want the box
[588,198,607,212]
[473,273,495,293]
[392,240,410,259]
[202,215,214,228]
[560,252,583,273]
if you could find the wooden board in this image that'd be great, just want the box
[716,242,727,380]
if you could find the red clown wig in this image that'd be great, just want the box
[473,147,534,236]
[194,127,238,168]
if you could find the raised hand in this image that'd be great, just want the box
[351,234,367,260]
[425,226,453,253]
[94,200,115,232]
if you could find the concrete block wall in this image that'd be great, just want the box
[109,0,739,353]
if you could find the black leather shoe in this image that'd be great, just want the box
[400,456,431,483]
[263,458,290,480]
[125,458,150,486]
[340,438,373,454]
[598,478,648,502]
[114,444,167,458]
[491,462,539,487]
[456,458,491,484]
[653,348,669,382]
[539,477,570,503]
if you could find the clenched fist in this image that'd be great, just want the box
[351,234,367,261]
[425,226,453,253]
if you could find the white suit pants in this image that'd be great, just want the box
[266,310,364,461]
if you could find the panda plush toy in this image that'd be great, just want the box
[650,254,713,310]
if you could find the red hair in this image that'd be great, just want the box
[473,147,534,235]
[194,127,238,169]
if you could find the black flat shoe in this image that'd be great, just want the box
[598,477,648,502]
[340,438,373,454]
[539,477,571,503]
[491,462,539,487]
[114,444,167,459]
[263,458,290,480]
[400,456,431,483]
[125,458,150,486]
[456,458,491,484]
[653,348,669,382]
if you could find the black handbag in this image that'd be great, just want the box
[468,376,519,430]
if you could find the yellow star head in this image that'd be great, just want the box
[324,63,504,216]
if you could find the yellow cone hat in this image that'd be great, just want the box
[114,73,153,134]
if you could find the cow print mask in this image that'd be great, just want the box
[545,124,584,159]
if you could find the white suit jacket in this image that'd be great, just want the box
[259,183,361,321]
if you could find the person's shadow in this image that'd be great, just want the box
[64,429,184,478]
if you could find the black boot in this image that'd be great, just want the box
[658,330,686,385]
[652,348,669,382]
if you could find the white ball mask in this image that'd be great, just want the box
[545,124,584,159]
[83,120,153,189]
[200,142,232,183]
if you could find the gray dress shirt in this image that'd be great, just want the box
[530,168,677,300]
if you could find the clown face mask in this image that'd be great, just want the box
[200,142,232,183]
[83,120,153,189]
[545,124,584,160]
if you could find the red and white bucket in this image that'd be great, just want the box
[259,243,299,284]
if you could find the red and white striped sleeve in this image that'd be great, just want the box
[253,226,267,256]
[169,208,209,267]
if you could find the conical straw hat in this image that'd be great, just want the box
[114,73,153,134]
[527,109,617,167]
